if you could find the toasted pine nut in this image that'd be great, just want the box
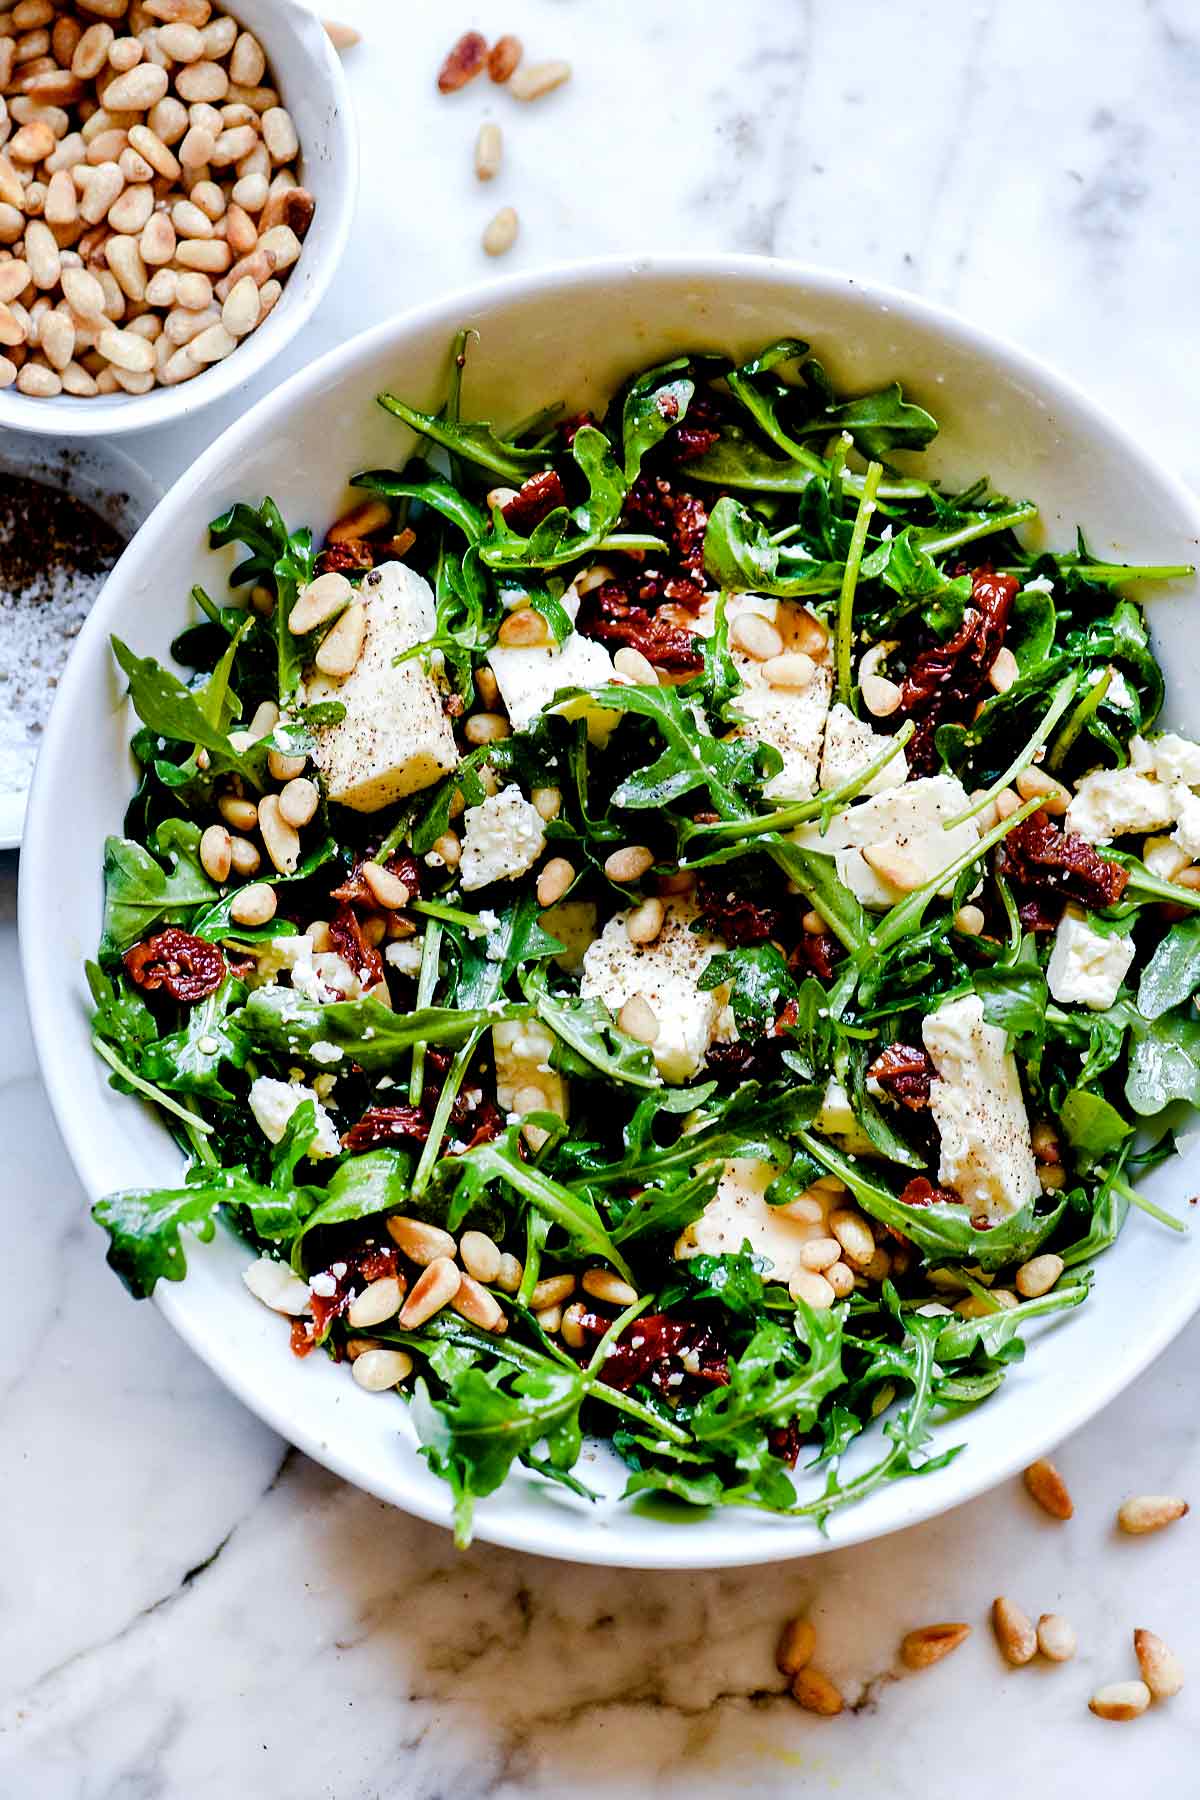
[900,1623,971,1670]
[228,835,260,877]
[1134,1628,1184,1699]
[361,860,409,910]
[474,120,502,181]
[460,1230,502,1285]
[451,1272,505,1332]
[561,1301,587,1349]
[798,1236,841,1272]
[604,844,654,884]
[347,1276,405,1330]
[463,711,511,746]
[217,792,258,831]
[1089,1681,1151,1721]
[861,673,903,717]
[508,58,571,101]
[532,786,561,821]
[324,18,361,51]
[1016,1252,1063,1298]
[314,600,366,678]
[534,1303,562,1332]
[530,1273,575,1310]
[988,647,1019,693]
[278,776,318,829]
[1016,765,1070,814]
[494,1252,523,1293]
[351,1347,413,1392]
[258,793,299,875]
[243,1255,309,1315]
[326,497,390,543]
[790,1668,843,1716]
[825,1260,855,1298]
[776,1617,816,1675]
[482,204,518,257]
[581,1269,638,1307]
[386,1216,456,1266]
[763,650,817,690]
[1036,1612,1077,1662]
[862,841,925,891]
[995,788,1021,819]
[488,33,522,81]
[199,823,232,882]
[731,611,784,661]
[625,896,664,946]
[1023,1458,1073,1519]
[537,857,574,908]
[617,994,659,1044]
[1117,1495,1189,1535]
[830,1209,875,1267]
[290,570,351,634]
[498,606,549,648]
[229,881,275,927]
[954,903,985,936]
[261,105,298,161]
[991,1596,1037,1665]
[789,1267,835,1309]
[398,1256,461,1328]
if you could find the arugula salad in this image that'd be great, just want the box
[90,333,1200,1545]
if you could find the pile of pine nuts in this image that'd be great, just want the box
[0,0,315,399]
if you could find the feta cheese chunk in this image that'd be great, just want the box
[793,774,978,910]
[310,562,459,813]
[1066,759,1177,843]
[539,899,598,972]
[694,595,834,800]
[459,784,546,891]
[579,897,728,1083]
[819,701,908,796]
[248,1076,340,1159]
[922,994,1039,1221]
[674,1156,835,1278]
[1046,906,1135,1011]
[492,1018,569,1130]
[814,1077,876,1156]
[488,595,616,731]
[1151,732,1200,788]
[1172,785,1200,861]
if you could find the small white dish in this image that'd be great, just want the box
[0,0,357,440]
[19,257,1200,1566]
[0,434,161,849]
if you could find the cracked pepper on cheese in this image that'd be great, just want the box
[87,329,1197,1543]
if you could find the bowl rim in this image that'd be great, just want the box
[21,252,1200,1568]
[0,0,358,440]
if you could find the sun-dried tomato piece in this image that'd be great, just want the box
[500,469,567,534]
[868,1044,936,1112]
[578,580,704,673]
[897,1175,963,1208]
[340,1106,430,1152]
[329,904,385,988]
[623,473,709,575]
[788,932,844,981]
[998,808,1129,910]
[559,410,599,448]
[570,1309,729,1394]
[316,540,374,576]
[124,928,225,1002]
[330,852,421,906]
[454,1098,505,1152]
[898,565,1019,772]
[672,425,720,462]
[695,874,783,946]
[436,29,487,92]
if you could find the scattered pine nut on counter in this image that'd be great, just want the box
[0,0,316,398]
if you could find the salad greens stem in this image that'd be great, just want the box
[835,460,882,707]
[1047,670,1109,772]
[946,673,1079,828]
[408,922,443,1106]
[1102,1169,1187,1234]
[91,1033,215,1136]
[410,1026,483,1201]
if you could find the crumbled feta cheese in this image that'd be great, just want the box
[309,1039,344,1065]
[693,595,834,800]
[459,784,546,891]
[1153,733,1200,789]
[1090,666,1136,711]
[309,1272,338,1298]
[1172,784,1200,861]
[579,898,728,1083]
[487,594,616,731]
[819,701,908,796]
[248,1076,340,1159]
[674,1156,835,1277]
[922,994,1039,1221]
[1067,759,1177,842]
[196,1034,219,1055]
[384,938,425,977]
[1046,906,1135,1011]
[310,562,459,812]
[492,1018,569,1141]
[1144,834,1189,880]
[793,773,978,909]
[1023,574,1055,595]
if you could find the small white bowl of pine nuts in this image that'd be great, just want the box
[0,0,356,435]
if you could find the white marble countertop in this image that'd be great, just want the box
[4,2,1200,1793]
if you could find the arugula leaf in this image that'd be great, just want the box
[690,1303,844,1471]
[481,426,626,572]
[703,497,844,597]
[207,497,315,705]
[1138,915,1200,1021]
[1060,1088,1132,1167]
[138,976,249,1103]
[289,1148,412,1274]
[1126,1009,1200,1116]
[523,967,661,1089]
[699,945,796,1040]
[236,988,525,1070]
[92,1182,226,1298]
[821,383,938,458]
[451,1128,635,1280]
[377,393,547,483]
[351,470,488,546]
[976,938,1047,1040]
[446,893,563,1011]
[100,822,217,957]
[620,357,695,479]
[111,638,266,788]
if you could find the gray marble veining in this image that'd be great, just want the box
[3,0,1199,1792]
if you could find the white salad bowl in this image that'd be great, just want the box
[0,0,357,440]
[20,257,1200,1568]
